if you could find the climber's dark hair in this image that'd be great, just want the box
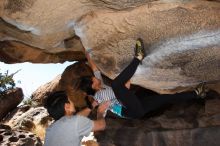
[79,76,96,96]
[44,91,69,121]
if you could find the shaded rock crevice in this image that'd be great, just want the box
[0,40,85,63]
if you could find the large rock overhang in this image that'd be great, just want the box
[0,0,220,92]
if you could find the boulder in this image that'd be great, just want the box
[98,126,220,146]
[31,75,61,104]
[5,106,51,130]
[0,40,85,63]
[0,124,42,146]
[0,88,23,120]
[1,0,220,145]
[76,1,220,92]
[3,105,52,141]
[96,92,220,146]
[1,0,219,93]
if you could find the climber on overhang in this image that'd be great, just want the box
[78,38,207,119]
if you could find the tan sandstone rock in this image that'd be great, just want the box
[0,88,23,120]
[0,0,219,93]
[75,1,220,92]
[0,124,42,146]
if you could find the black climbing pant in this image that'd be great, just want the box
[111,57,198,118]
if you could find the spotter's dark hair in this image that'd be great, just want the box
[44,91,69,121]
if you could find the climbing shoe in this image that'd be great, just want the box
[134,38,145,63]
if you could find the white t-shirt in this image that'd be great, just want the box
[93,71,123,117]
[44,115,93,146]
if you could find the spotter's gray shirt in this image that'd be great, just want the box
[44,115,93,146]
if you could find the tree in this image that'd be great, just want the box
[0,70,17,98]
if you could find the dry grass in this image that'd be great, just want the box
[32,124,46,141]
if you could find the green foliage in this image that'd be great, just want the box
[0,70,16,98]
[22,98,38,107]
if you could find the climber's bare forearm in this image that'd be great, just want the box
[85,51,99,72]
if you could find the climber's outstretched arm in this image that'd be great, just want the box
[84,48,99,72]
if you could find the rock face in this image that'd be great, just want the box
[96,92,220,146]
[77,1,220,92]
[0,88,23,120]
[0,0,220,92]
[1,1,220,145]
[5,106,51,131]
[0,124,42,146]
[3,105,52,141]
[31,75,62,105]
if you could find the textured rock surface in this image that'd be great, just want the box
[1,1,220,145]
[0,0,90,63]
[77,1,220,92]
[98,127,220,146]
[31,75,61,104]
[0,124,42,146]
[96,92,220,146]
[4,106,51,130]
[0,88,23,120]
[3,105,52,141]
[0,0,220,93]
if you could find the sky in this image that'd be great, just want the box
[0,61,74,99]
